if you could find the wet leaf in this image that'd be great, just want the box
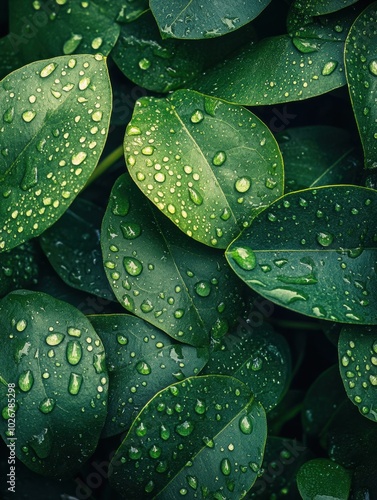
[101,174,246,346]
[226,186,377,325]
[39,198,115,301]
[0,34,24,80]
[345,3,377,173]
[124,89,284,248]
[149,0,271,39]
[109,375,267,498]
[0,54,112,252]
[89,314,209,437]
[113,0,148,23]
[0,290,108,476]
[338,324,377,422]
[290,0,359,17]
[201,320,291,412]
[0,242,40,297]
[296,458,352,500]
[276,126,358,193]
[9,0,119,64]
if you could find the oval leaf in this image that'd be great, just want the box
[149,0,271,39]
[0,54,112,252]
[89,314,209,437]
[109,375,267,498]
[345,3,377,173]
[202,320,291,412]
[0,290,108,476]
[339,324,377,422]
[124,89,284,248]
[40,198,116,301]
[226,186,377,325]
[101,174,246,346]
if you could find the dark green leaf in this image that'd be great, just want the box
[149,0,271,39]
[276,126,359,193]
[201,320,291,412]
[109,375,267,498]
[291,0,359,16]
[338,324,377,422]
[40,198,116,301]
[226,186,377,325]
[9,0,119,64]
[0,290,108,476]
[0,242,40,297]
[89,314,209,437]
[0,54,112,252]
[296,458,352,500]
[101,174,246,346]
[302,365,346,437]
[345,3,377,173]
[0,35,24,80]
[113,0,149,23]
[124,89,284,248]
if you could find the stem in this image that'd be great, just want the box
[85,144,124,188]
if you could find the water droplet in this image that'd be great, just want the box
[120,222,141,240]
[16,319,27,332]
[139,58,151,70]
[136,361,151,375]
[221,458,231,476]
[190,110,204,124]
[71,151,87,165]
[322,61,338,76]
[123,257,143,276]
[160,424,170,440]
[265,178,277,189]
[149,445,162,459]
[235,177,251,193]
[141,300,154,313]
[63,34,83,54]
[212,151,226,166]
[123,294,135,312]
[46,332,65,346]
[129,446,142,460]
[112,196,129,216]
[211,318,229,339]
[40,62,57,78]
[369,375,377,386]
[174,309,185,319]
[91,110,103,122]
[316,231,334,247]
[195,399,206,414]
[154,172,165,183]
[91,37,103,50]
[3,107,14,123]
[230,246,256,270]
[141,146,154,156]
[221,208,231,221]
[369,60,377,76]
[68,373,83,395]
[79,76,91,90]
[292,37,320,53]
[22,110,36,123]
[66,340,82,365]
[68,327,81,337]
[126,125,142,136]
[188,187,203,205]
[136,422,147,436]
[194,280,211,297]
[39,397,55,414]
[117,334,128,345]
[239,414,253,434]
[187,475,198,489]
[93,352,106,374]
[176,420,194,437]
[18,370,34,392]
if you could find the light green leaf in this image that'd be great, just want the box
[0,290,108,476]
[149,0,271,39]
[297,458,352,500]
[345,2,377,174]
[9,0,119,63]
[124,89,284,248]
[39,198,116,301]
[226,186,377,325]
[276,126,358,192]
[0,54,112,252]
[109,375,267,498]
[101,174,246,346]
[89,314,209,437]
[338,325,377,422]
[0,242,40,297]
[201,321,291,412]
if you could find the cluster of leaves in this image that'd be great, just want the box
[0,0,377,498]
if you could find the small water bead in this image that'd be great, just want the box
[154,172,165,183]
[71,151,87,166]
[129,446,142,460]
[136,361,151,375]
[212,151,226,166]
[139,58,151,70]
[265,178,277,189]
[91,110,103,122]
[18,370,34,392]
[149,445,162,459]
[3,107,14,123]
[39,397,55,414]
[66,340,83,365]
[239,414,253,434]
[322,61,338,76]
[123,257,143,276]
[160,424,170,440]
[68,327,81,338]
[194,399,206,414]
[188,187,203,206]
[221,458,231,476]
[68,373,83,395]
[174,309,185,319]
[176,420,194,437]
[369,60,377,76]
[22,110,36,123]
[235,177,251,193]
[231,246,256,271]
[142,146,154,156]
[316,231,334,247]
[194,280,211,297]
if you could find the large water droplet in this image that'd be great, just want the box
[16,319,27,332]
[129,446,142,460]
[230,246,256,270]
[160,424,170,440]
[149,445,162,459]
[136,361,151,375]
[221,458,231,476]
[316,231,334,247]
[22,110,36,123]
[46,332,65,346]
[292,37,320,53]
[18,370,34,392]
[194,280,211,297]
[176,420,194,437]
[188,187,203,206]
[39,397,55,414]
[91,37,103,50]
[322,60,338,76]
[123,257,143,276]
[3,107,14,123]
[190,110,204,124]
[71,151,87,166]
[40,62,57,78]
[369,60,377,76]
[66,340,83,365]
[235,177,251,193]
[141,299,154,313]
[187,475,198,490]
[239,414,253,434]
[120,222,141,240]
[63,34,83,54]
[139,58,151,70]
[68,373,83,395]
[194,399,206,414]
[211,318,229,339]
[212,151,226,166]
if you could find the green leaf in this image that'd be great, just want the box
[0,290,108,476]
[302,365,346,437]
[226,185,377,325]
[9,0,120,63]
[296,458,352,500]
[89,314,209,437]
[111,12,257,93]
[338,324,377,422]
[39,198,116,301]
[0,35,24,80]
[124,89,284,248]
[109,375,267,498]
[0,54,112,252]
[276,126,359,193]
[149,0,271,39]
[290,0,359,17]
[101,174,246,346]
[345,3,377,173]
[0,242,40,297]
[201,320,291,412]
